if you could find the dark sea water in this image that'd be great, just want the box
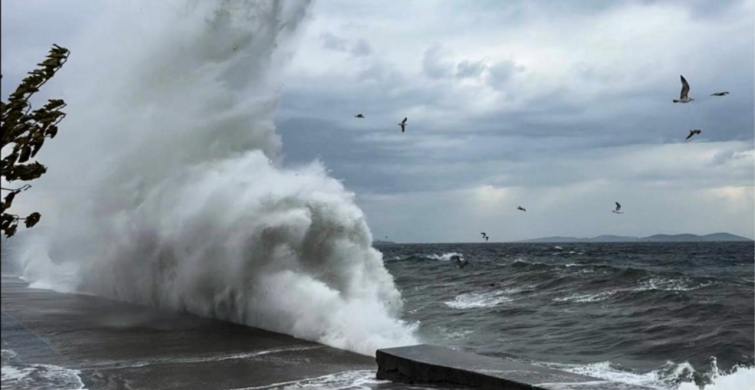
[378,242,754,389]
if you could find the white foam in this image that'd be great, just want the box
[539,359,755,390]
[539,360,693,390]
[445,291,513,309]
[677,359,755,390]
[233,370,384,389]
[87,345,325,370]
[634,278,714,292]
[434,326,475,340]
[553,277,715,304]
[18,1,417,357]
[1,350,86,390]
[424,252,464,261]
[554,291,617,303]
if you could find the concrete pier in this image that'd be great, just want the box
[376,344,653,390]
[1,276,377,390]
[3,273,653,390]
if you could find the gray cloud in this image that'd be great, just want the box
[320,32,372,58]
[455,60,486,79]
[4,0,753,241]
[320,32,349,51]
[486,61,525,90]
[350,39,372,57]
[422,45,454,79]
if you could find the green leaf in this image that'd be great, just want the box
[24,212,41,228]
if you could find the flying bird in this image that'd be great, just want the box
[355,114,365,118]
[399,117,407,133]
[480,232,489,242]
[673,75,694,103]
[686,129,702,140]
[517,206,526,212]
[710,92,729,97]
[612,202,623,214]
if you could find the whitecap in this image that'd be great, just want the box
[538,358,755,390]
[1,350,86,390]
[424,252,464,261]
[235,369,384,389]
[444,291,512,309]
[634,278,715,292]
[554,291,617,303]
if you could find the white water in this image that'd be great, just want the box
[1,350,85,390]
[18,0,416,356]
[541,358,755,390]
[424,252,464,261]
[444,290,513,309]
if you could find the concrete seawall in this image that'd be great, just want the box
[377,344,653,390]
[3,274,653,390]
[1,276,377,390]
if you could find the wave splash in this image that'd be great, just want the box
[18,0,416,356]
[541,358,754,390]
[1,350,85,390]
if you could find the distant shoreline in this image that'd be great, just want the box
[518,232,753,243]
[373,232,753,245]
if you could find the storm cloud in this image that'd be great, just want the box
[3,0,753,242]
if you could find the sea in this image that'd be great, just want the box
[378,242,755,390]
[2,240,754,389]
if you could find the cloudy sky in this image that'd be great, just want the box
[3,0,754,242]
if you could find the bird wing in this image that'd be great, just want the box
[401,117,407,124]
[686,131,694,140]
[680,76,690,99]
[615,202,621,210]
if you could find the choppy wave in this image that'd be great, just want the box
[635,278,715,292]
[444,291,512,309]
[554,290,618,303]
[553,277,716,304]
[383,252,464,263]
[1,350,85,390]
[425,252,464,261]
[18,0,416,356]
[542,358,754,390]
[236,370,384,389]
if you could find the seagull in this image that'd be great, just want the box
[480,232,489,242]
[673,75,694,103]
[710,92,729,97]
[399,117,407,133]
[517,206,526,212]
[355,114,365,118]
[686,129,702,140]
[612,202,623,214]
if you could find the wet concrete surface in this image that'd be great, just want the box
[1,275,380,389]
[377,345,654,390]
[2,275,651,390]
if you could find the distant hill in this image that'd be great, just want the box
[520,232,752,243]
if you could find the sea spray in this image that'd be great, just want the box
[18,0,417,355]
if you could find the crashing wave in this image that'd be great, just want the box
[18,0,417,356]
